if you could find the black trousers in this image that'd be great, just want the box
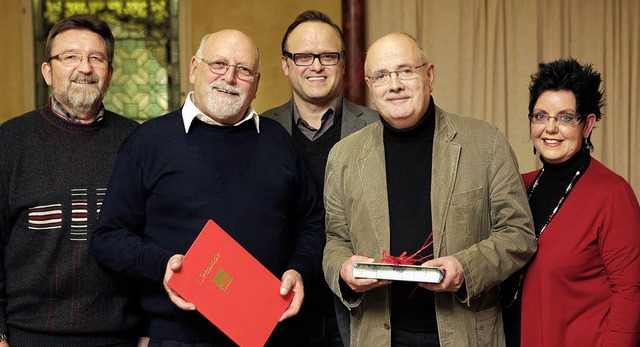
[391,329,440,347]
[148,339,232,347]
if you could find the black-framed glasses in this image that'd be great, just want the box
[197,57,259,82]
[48,52,109,68]
[366,64,427,86]
[529,112,582,126]
[283,51,343,66]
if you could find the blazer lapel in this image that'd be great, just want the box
[271,100,294,134]
[341,99,366,137]
[357,123,391,254]
[430,107,460,258]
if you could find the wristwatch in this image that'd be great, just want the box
[0,332,7,343]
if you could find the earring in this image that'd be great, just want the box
[533,146,537,155]
[583,138,589,152]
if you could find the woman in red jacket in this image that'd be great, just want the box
[518,58,640,346]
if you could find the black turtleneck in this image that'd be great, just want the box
[529,146,591,237]
[382,99,437,333]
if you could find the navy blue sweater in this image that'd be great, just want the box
[91,109,324,343]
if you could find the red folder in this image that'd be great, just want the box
[167,219,293,347]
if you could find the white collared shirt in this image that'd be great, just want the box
[181,91,260,133]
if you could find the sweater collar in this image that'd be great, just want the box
[539,145,590,180]
[381,96,436,142]
[39,102,106,133]
[49,96,105,124]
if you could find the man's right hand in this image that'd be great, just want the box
[163,254,196,311]
[340,255,391,293]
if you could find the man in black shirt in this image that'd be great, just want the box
[261,10,377,347]
[322,32,536,347]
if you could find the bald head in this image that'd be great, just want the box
[189,29,261,125]
[365,33,427,75]
[364,32,434,129]
[197,30,261,73]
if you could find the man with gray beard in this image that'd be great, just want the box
[91,30,325,346]
[0,14,139,346]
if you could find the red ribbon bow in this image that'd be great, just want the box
[379,230,445,265]
[378,230,446,298]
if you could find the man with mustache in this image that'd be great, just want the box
[91,29,325,346]
[0,15,139,346]
[322,32,536,346]
[261,10,378,347]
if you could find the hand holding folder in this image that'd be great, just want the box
[167,220,294,347]
[163,254,196,311]
[277,269,305,321]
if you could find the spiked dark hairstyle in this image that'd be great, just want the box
[528,58,605,150]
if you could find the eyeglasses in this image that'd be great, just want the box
[48,52,109,68]
[529,112,582,126]
[283,51,343,66]
[366,64,427,86]
[197,57,259,82]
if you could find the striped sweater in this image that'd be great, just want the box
[0,102,139,346]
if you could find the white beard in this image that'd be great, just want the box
[202,82,245,121]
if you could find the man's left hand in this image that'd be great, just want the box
[418,256,465,292]
[278,269,304,321]
[163,254,196,311]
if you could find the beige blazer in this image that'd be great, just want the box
[322,105,536,347]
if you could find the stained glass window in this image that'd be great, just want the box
[33,0,180,122]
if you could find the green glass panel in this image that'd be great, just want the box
[36,0,180,123]
[122,59,138,75]
[124,104,140,118]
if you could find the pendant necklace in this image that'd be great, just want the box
[527,160,588,238]
[504,159,588,307]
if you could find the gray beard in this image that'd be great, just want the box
[56,85,103,115]
[203,92,244,121]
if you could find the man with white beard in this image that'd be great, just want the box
[0,14,139,346]
[91,30,325,346]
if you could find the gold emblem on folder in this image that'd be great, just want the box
[212,268,233,292]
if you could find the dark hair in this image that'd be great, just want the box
[281,10,345,54]
[528,58,605,149]
[45,14,115,68]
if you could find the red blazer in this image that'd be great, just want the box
[521,158,640,347]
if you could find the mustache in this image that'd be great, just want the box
[210,81,241,95]
[71,74,99,84]
[384,92,412,100]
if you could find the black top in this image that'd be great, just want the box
[292,112,342,189]
[382,100,438,333]
[529,147,591,236]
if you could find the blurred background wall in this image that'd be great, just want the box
[1,0,638,198]
[0,0,341,121]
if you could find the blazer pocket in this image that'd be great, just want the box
[450,186,483,207]
[447,187,485,249]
